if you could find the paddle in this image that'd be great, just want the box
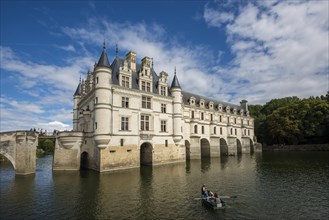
[194,195,237,200]
[219,195,237,199]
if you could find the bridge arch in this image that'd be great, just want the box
[200,138,210,158]
[185,140,190,160]
[220,138,228,156]
[80,151,89,169]
[140,142,153,166]
[0,152,15,169]
[237,139,242,154]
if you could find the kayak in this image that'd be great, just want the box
[202,196,226,209]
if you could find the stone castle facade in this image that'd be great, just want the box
[53,45,256,172]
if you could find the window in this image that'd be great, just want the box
[96,77,99,84]
[230,128,233,134]
[235,129,237,135]
[210,114,213,121]
[122,97,129,108]
[95,122,97,130]
[146,82,151,92]
[220,127,222,135]
[194,125,198,134]
[202,126,204,134]
[248,130,250,136]
[121,117,129,131]
[247,120,250,126]
[161,120,167,132]
[201,112,204,120]
[165,140,168,147]
[141,115,150,131]
[120,139,124,146]
[191,111,194,118]
[220,115,222,122]
[142,81,146,91]
[241,119,243,125]
[160,86,166,96]
[227,117,230,123]
[142,96,151,109]
[234,118,237,124]
[161,104,166,113]
[122,75,129,88]
[95,97,98,104]
[214,127,216,134]
[244,129,246,135]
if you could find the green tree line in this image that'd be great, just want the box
[249,93,329,145]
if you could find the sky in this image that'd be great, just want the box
[1,0,328,132]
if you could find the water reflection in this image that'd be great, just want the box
[1,152,329,220]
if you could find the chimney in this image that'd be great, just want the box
[125,51,136,71]
[240,100,248,111]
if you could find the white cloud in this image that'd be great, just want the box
[61,20,223,97]
[54,44,76,52]
[204,0,329,103]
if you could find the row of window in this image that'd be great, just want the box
[121,76,167,96]
[193,125,251,136]
[191,110,250,125]
[121,116,167,132]
[121,96,167,113]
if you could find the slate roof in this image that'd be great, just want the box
[97,47,111,68]
[76,48,241,110]
[181,91,241,110]
[73,82,81,96]
[171,74,181,89]
[109,57,162,95]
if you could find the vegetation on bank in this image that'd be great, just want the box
[249,92,329,146]
[37,138,55,157]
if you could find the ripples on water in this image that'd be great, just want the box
[0,152,329,219]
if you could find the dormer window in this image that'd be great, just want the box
[226,106,230,113]
[240,109,244,116]
[189,97,196,106]
[217,104,222,111]
[141,81,151,92]
[200,99,205,108]
[233,108,237,114]
[209,101,214,109]
[121,75,130,88]
[160,86,166,96]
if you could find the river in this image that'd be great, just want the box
[1,152,328,219]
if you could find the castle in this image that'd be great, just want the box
[52,45,255,172]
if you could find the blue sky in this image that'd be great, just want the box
[1,0,328,132]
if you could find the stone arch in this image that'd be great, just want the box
[140,142,153,166]
[200,138,210,158]
[220,138,228,156]
[80,151,89,169]
[237,139,242,154]
[250,138,254,153]
[185,140,191,160]
[0,152,16,169]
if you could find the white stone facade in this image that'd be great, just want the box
[54,46,255,172]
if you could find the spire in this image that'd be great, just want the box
[116,43,118,58]
[97,41,111,68]
[151,57,154,69]
[74,81,82,96]
[171,67,181,89]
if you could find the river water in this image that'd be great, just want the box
[1,152,328,220]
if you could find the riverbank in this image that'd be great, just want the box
[262,144,329,151]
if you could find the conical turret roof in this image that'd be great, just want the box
[97,44,111,68]
[73,82,82,96]
[170,69,181,89]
